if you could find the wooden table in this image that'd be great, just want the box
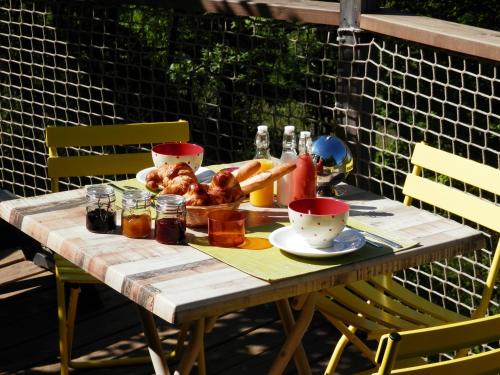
[0,183,485,374]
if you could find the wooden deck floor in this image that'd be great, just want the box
[0,243,374,374]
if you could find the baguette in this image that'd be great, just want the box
[231,160,261,182]
[240,162,296,195]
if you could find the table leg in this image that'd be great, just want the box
[269,293,316,375]
[136,305,171,375]
[175,318,205,375]
[275,298,312,375]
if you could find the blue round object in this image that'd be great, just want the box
[312,135,353,195]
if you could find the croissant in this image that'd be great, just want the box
[206,170,244,205]
[147,162,197,195]
[184,183,210,206]
[146,161,295,207]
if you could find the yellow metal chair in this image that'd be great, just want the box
[46,120,192,374]
[317,142,500,374]
[364,313,500,374]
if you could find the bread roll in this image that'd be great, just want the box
[240,162,296,195]
[231,160,261,182]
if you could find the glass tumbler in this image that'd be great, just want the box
[155,194,187,245]
[208,210,246,247]
[121,190,152,238]
[86,184,117,233]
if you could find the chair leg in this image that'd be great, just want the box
[66,285,81,358]
[321,312,378,373]
[55,270,69,375]
[324,327,356,375]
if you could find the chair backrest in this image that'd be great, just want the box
[46,120,189,192]
[402,142,500,318]
[374,314,500,375]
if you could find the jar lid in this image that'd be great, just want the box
[122,189,152,208]
[86,185,115,200]
[284,125,295,134]
[156,194,186,210]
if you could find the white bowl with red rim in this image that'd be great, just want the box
[151,142,204,171]
[288,197,350,248]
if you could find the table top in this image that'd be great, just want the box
[0,184,484,324]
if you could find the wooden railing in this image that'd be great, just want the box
[168,0,500,62]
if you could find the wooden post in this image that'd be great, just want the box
[336,0,379,190]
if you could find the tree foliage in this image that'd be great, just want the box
[381,0,500,31]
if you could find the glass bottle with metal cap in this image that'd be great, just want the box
[155,194,187,245]
[86,184,117,233]
[277,125,297,207]
[291,131,317,200]
[121,189,152,238]
[250,125,274,207]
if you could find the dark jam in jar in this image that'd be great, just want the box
[155,194,187,245]
[86,208,116,233]
[155,218,186,244]
[85,185,116,234]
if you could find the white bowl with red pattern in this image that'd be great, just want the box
[151,142,204,171]
[288,197,349,249]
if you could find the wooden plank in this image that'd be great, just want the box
[360,13,500,62]
[0,271,52,299]
[45,120,189,148]
[0,248,25,268]
[166,0,340,26]
[0,260,46,287]
[411,143,500,195]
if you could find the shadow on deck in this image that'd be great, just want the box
[0,245,374,375]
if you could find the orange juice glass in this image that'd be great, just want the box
[249,159,274,207]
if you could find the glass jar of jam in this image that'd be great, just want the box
[121,190,152,239]
[155,194,186,245]
[86,185,117,233]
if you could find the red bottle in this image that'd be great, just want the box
[291,131,317,201]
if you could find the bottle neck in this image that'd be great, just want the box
[298,136,312,155]
[281,133,296,154]
[255,147,271,159]
[255,130,270,159]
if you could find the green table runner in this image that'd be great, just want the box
[188,218,418,282]
[110,177,418,282]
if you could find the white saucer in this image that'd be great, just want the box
[136,166,213,185]
[269,226,366,258]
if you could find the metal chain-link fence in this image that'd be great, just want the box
[1,0,499,347]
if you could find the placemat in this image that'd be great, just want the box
[109,177,419,282]
[187,219,418,282]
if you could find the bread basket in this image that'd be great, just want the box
[186,197,246,227]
